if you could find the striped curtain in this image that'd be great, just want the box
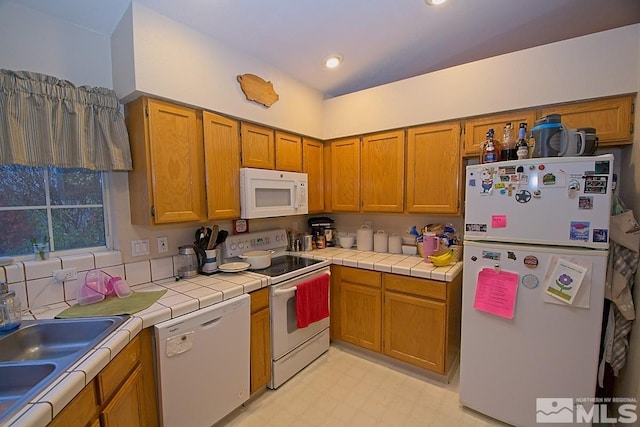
[0,69,132,171]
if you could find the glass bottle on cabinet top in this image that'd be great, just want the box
[480,128,501,164]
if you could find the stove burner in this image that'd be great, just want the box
[250,255,322,278]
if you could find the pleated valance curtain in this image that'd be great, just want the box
[0,69,132,171]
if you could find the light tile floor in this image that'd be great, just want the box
[219,345,510,426]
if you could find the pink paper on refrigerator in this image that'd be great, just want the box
[473,268,519,319]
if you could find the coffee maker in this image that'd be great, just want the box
[308,217,336,247]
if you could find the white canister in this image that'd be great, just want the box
[373,230,388,253]
[388,233,402,254]
[356,224,373,251]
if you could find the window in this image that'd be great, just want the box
[0,165,108,257]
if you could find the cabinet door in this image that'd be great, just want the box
[101,365,146,427]
[126,97,206,224]
[203,112,241,219]
[275,131,303,172]
[361,130,405,213]
[340,282,381,352]
[406,122,461,214]
[383,291,446,373]
[48,380,99,427]
[330,137,360,212]
[539,95,634,145]
[250,307,272,393]
[303,138,324,213]
[463,110,537,156]
[241,122,275,169]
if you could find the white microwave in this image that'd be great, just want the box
[240,168,308,219]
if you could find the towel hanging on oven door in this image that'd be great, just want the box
[295,274,330,328]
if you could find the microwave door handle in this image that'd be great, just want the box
[293,182,301,209]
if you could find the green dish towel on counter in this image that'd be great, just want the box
[56,290,167,318]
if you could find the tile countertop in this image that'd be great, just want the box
[5,251,461,427]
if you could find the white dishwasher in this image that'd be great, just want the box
[154,294,250,427]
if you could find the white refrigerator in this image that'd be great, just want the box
[459,154,614,426]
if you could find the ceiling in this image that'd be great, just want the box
[11,0,640,98]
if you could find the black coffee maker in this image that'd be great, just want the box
[308,217,335,247]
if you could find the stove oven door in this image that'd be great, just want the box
[270,268,330,360]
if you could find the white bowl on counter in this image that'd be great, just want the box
[338,235,355,248]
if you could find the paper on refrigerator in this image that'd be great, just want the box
[544,258,588,305]
[474,268,519,319]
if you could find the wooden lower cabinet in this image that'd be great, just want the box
[50,328,158,427]
[383,291,446,372]
[250,288,271,393]
[332,265,462,375]
[338,267,382,352]
[101,365,146,427]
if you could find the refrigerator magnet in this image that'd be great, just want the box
[593,229,608,243]
[570,221,590,241]
[584,176,608,194]
[523,255,538,268]
[578,196,593,209]
[521,274,539,289]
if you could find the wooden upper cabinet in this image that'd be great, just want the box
[275,131,303,172]
[361,130,405,213]
[241,122,275,169]
[126,97,206,225]
[539,95,634,145]
[406,122,461,215]
[302,138,324,213]
[323,141,332,213]
[203,112,241,219]
[463,110,537,156]
[330,137,360,212]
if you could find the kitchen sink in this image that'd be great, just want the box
[0,317,122,362]
[0,316,126,424]
[0,363,57,412]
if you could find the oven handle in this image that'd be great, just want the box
[272,271,331,297]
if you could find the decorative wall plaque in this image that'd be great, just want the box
[236,73,279,107]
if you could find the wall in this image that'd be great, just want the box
[0,2,112,88]
[323,24,640,139]
[111,3,325,139]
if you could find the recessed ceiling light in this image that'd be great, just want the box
[324,55,343,69]
[425,0,447,5]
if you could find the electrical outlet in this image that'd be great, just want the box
[157,236,168,254]
[131,239,150,257]
[364,221,372,229]
[292,221,299,232]
[53,268,77,282]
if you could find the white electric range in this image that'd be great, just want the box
[221,229,331,389]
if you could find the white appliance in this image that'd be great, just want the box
[221,229,331,389]
[269,267,331,389]
[460,155,614,427]
[154,294,250,427]
[240,168,308,219]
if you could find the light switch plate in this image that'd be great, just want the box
[131,239,150,257]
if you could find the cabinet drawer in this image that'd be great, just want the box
[250,287,269,313]
[97,335,141,404]
[48,380,99,427]
[341,267,381,288]
[383,274,446,301]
